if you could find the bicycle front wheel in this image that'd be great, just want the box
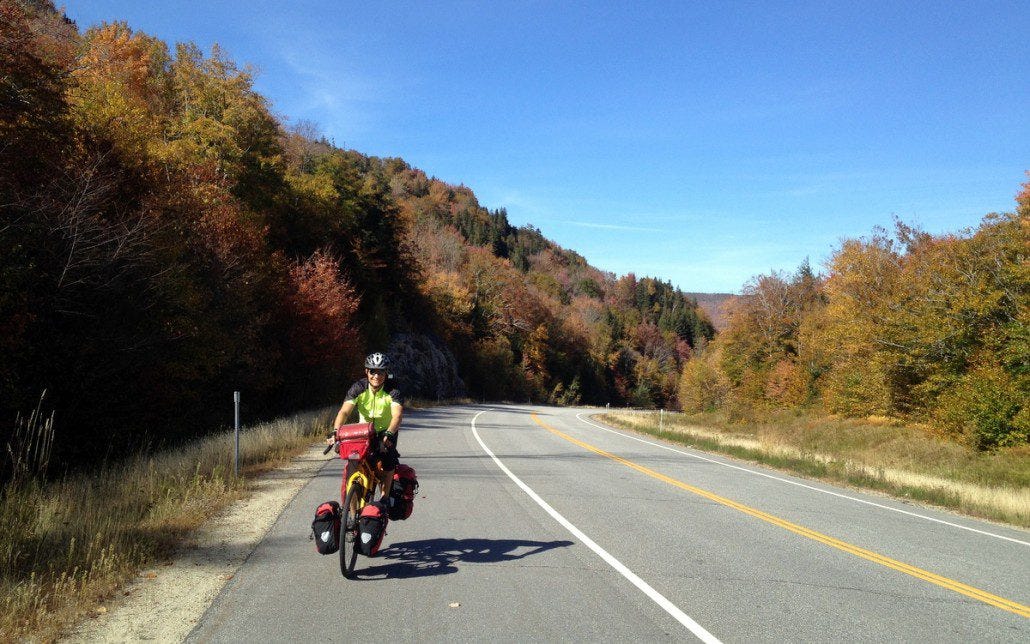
[340,481,363,578]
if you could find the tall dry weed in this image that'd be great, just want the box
[4,391,55,486]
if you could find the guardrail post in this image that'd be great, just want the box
[659,408,664,435]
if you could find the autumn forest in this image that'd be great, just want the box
[1,1,1026,475]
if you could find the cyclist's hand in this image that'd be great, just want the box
[381,432,395,450]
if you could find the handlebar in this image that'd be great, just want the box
[323,438,388,456]
[323,429,337,455]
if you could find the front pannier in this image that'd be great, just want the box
[357,501,388,556]
[387,464,419,521]
[312,501,341,555]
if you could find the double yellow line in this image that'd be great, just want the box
[530,413,1030,619]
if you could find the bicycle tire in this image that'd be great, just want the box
[340,481,363,578]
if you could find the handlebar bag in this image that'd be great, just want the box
[387,464,419,520]
[312,501,341,555]
[335,422,374,460]
[357,501,389,556]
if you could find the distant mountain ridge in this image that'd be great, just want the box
[683,292,735,331]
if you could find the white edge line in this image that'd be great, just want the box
[576,413,1030,547]
[471,411,721,644]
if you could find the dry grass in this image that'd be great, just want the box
[600,410,1030,528]
[406,397,473,409]
[1,407,333,643]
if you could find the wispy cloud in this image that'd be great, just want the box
[270,45,396,139]
[493,190,545,216]
[556,220,665,232]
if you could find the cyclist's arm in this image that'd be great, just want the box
[386,402,403,437]
[384,384,404,440]
[333,400,356,431]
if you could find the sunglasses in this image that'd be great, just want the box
[366,369,387,377]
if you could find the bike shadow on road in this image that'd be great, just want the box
[355,537,574,580]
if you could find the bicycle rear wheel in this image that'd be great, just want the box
[340,482,363,578]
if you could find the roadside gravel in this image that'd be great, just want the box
[63,443,329,643]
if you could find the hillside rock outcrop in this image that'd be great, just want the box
[388,333,466,401]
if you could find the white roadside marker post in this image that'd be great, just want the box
[234,391,241,478]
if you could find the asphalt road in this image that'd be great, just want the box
[188,404,1030,642]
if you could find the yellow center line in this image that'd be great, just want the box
[530,413,1030,619]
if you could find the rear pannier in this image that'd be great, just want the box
[312,501,341,555]
[387,464,419,521]
[357,501,389,556]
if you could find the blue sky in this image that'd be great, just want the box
[62,1,1029,293]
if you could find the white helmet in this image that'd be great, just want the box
[364,352,389,370]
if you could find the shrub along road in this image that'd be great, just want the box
[186,405,1029,642]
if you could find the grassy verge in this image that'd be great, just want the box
[599,409,1030,528]
[1,407,334,643]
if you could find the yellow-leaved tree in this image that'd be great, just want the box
[819,233,904,416]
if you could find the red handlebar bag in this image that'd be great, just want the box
[335,422,374,461]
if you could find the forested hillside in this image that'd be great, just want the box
[679,204,1028,450]
[0,1,714,473]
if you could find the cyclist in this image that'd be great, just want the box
[331,351,404,501]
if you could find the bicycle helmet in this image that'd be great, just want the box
[364,352,389,370]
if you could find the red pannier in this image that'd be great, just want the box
[335,422,374,460]
[387,464,419,521]
[357,501,388,556]
[311,501,341,555]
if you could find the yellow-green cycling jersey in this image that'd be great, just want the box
[345,378,404,434]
